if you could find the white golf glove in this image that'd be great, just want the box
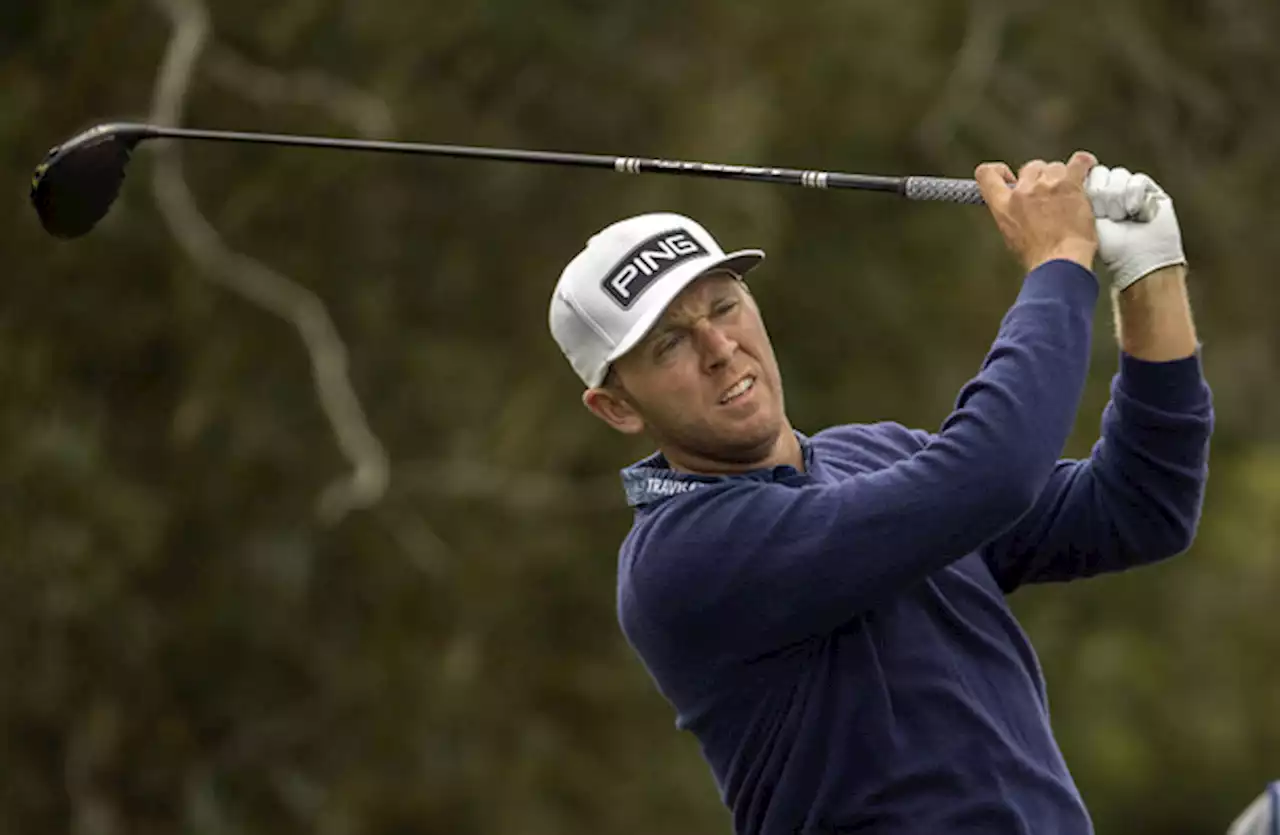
[1085,165,1187,291]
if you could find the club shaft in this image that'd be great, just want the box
[132,124,910,195]
[66,122,982,204]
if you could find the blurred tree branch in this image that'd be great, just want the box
[148,0,389,525]
[66,699,120,835]
[204,45,395,139]
[391,459,621,514]
[916,0,1012,161]
[1100,5,1227,126]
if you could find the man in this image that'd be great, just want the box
[547,151,1213,834]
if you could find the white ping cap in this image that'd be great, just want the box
[549,213,765,387]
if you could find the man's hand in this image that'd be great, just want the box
[1087,166,1196,359]
[1085,165,1187,292]
[976,150,1099,273]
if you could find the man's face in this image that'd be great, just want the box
[586,271,789,470]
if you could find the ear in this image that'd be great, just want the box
[583,385,645,435]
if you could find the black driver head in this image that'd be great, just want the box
[30,123,150,239]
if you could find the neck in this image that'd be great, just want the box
[661,424,804,476]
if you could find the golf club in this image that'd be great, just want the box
[30,122,986,239]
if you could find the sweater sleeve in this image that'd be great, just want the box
[978,351,1213,593]
[621,260,1098,659]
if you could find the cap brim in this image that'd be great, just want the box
[602,248,764,376]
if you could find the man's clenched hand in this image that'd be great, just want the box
[1086,165,1187,292]
[976,151,1100,274]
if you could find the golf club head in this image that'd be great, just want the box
[30,123,152,239]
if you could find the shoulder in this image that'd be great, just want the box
[617,477,779,603]
[811,421,932,459]
[620,481,746,569]
[615,486,731,637]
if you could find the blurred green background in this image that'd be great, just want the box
[2,1,1277,833]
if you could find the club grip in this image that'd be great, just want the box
[904,176,985,205]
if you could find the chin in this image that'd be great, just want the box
[716,419,784,461]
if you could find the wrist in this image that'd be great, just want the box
[1113,264,1197,361]
[1115,261,1187,294]
[1029,241,1097,273]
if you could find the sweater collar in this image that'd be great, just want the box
[620,432,814,508]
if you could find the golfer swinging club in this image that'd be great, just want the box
[548,150,1213,835]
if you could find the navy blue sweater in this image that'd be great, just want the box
[615,260,1213,835]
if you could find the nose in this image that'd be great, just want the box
[695,320,738,372]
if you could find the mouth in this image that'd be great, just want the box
[718,374,756,405]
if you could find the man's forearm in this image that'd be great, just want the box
[1112,264,1198,361]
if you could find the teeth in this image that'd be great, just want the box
[721,376,754,403]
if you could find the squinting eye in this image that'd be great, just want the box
[655,333,683,357]
[712,300,738,316]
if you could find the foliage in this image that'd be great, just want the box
[1,1,1277,832]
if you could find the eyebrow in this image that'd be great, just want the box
[645,291,736,348]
